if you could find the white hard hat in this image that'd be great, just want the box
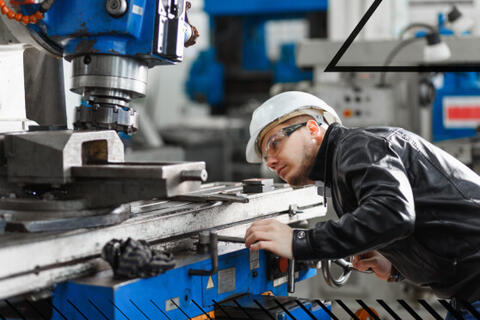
[246,91,342,163]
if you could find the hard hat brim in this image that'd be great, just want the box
[246,134,262,163]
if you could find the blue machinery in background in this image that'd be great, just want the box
[432,72,480,142]
[416,12,480,142]
[186,1,480,141]
[432,13,480,142]
[186,0,327,111]
[52,248,330,319]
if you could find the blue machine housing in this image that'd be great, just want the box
[274,43,314,84]
[51,248,329,320]
[26,0,179,66]
[203,0,327,15]
[185,48,225,106]
[432,72,480,142]
[185,0,326,108]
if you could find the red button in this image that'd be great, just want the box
[279,258,289,273]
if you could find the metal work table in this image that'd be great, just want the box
[0,183,326,300]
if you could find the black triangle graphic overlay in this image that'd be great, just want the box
[324,0,480,72]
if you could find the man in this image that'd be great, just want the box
[244,91,480,318]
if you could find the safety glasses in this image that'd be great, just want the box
[261,122,307,162]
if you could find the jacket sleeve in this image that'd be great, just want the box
[293,134,416,260]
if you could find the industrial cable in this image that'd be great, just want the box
[0,0,55,24]
[377,37,425,87]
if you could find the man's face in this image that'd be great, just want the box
[259,121,320,186]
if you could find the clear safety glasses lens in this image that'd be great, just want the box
[261,122,307,163]
[263,134,287,163]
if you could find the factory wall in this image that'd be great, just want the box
[330,0,480,41]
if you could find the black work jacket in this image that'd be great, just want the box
[293,123,480,302]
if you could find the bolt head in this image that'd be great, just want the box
[106,0,127,17]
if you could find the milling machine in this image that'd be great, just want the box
[0,1,352,319]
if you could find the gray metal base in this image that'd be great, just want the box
[0,183,326,299]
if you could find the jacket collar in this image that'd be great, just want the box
[308,122,343,186]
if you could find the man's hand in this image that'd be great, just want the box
[244,219,293,260]
[352,251,392,281]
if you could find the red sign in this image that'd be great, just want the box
[443,97,480,128]
[447,106,480,120]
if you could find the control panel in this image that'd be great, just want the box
[312,84,400,128]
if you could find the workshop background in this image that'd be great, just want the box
[55,0,480,180]
[111,0,480,179]
[1,0,480,319]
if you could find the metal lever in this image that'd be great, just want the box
[320,256,374,288]
[332,258,374,274]
[320,258,353,288]
[217,235,245,243]
[288,259,295,293]
[189,232,218,276]
[333,258,353,269]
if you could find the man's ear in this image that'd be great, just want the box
[306,120,320,136]
[307,120,324,144]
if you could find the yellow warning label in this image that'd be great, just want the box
[207,276,214,289]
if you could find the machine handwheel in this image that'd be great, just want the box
[320,257,353,287]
